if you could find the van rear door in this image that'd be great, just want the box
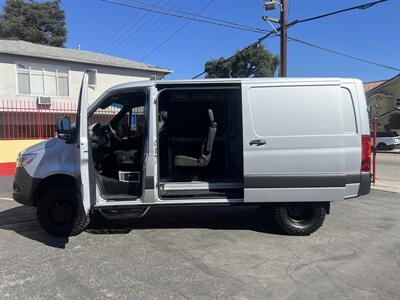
[242,80,349,203]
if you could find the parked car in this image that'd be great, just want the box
[12,74,371,237]
[374,131,400,150]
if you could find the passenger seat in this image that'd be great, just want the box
[174,109,217,168]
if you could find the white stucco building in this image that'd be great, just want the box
[0,39,172,106]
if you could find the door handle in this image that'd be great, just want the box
[249,139,266,146]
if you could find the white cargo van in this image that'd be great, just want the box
[13,73,371,236]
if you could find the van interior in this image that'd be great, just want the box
[88,85,244,201]
[89,90,148,200]
[157,86,243,199]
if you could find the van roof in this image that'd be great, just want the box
[90,77,361,113]
[109,77,359,91]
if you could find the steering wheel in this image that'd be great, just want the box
[89,123,110,147]
[108,123,124,142]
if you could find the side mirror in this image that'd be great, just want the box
[56,116,73,141]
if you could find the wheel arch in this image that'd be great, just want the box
[34,174,78,206]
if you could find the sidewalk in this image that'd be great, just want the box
[371,179,400,193]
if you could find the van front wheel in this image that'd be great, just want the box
[273,203,326,235]
[37,186,89,237]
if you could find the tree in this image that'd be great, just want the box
[205,44,279,78]
[389,114,400,129]
[0,0,67,47]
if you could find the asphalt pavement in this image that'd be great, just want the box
[0,190,399,299]
[0,155,399,299]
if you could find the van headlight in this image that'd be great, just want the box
[17,153,37,167]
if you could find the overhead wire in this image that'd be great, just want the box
[286,0,389,28]
[109,0,191,54]
[98,6,142,53]
[287,36,400,72]
[98,0,398,76]
[105,0,170,55]
[127,0,204,58]
[100,0,267,33]
[140,0,216,60]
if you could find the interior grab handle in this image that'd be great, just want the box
[249,139,266,146]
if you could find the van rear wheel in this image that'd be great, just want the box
[37,186,89,237]
[273,203,326,235]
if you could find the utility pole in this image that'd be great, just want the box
[280,0,287,77]
[263,0,288,77]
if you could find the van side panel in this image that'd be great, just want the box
[242,81,352,203]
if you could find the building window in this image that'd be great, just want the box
[16,62,69,97]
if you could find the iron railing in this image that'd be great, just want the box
[0,100,145,140]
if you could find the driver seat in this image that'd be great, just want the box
[174,109,217,168]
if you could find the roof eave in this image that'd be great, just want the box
[0,50,172,74]
[368,73,400,94]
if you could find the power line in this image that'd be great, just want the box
[105,0,174,55]
[166,21,269,67]
[287,36,400,72]
[192,0,395,78]
[192,33,400,79]
[103,0,390,37]
[192,34,278,79]
[127,0,203,58]
[140,0,216,60]
[287,0,389,28]
[126,0,269,33]
[98,5,142,53]
[100,0,267,34]
[99,0,398,76]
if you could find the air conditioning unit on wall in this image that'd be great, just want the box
[37,96,51,106]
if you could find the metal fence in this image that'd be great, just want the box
[0,100,145,140]
[0,100,78,140]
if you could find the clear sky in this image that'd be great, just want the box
[3,0,400,82]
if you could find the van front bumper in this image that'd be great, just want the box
[12,167,38,207]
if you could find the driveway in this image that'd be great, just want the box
[0,190,399,299]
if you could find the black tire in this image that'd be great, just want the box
[37,186,89,237]
[377,142,387,150]
[273,203,326,236]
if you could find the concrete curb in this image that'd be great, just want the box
[376,150,400,154]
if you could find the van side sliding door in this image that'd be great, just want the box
[242,81,348,203]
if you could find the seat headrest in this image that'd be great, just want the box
[208,109,214,122]
[160,111,168,120]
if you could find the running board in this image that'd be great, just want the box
[98,207,150,219]
[159,181,243,198]
[160,181,243,191]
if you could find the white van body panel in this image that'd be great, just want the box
[242,79,364,203]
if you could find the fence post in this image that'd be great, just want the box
[372,118,377,185]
